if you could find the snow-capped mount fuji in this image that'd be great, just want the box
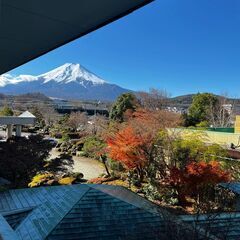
[39,63,106,85]
[0,63,131,101]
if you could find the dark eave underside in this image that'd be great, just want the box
[0,0,153,75]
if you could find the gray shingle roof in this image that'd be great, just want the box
[48,188,164,240]
[181,212,240,240]
[220,182,240,195]
[3,184,236,239]
[0,184,170,240]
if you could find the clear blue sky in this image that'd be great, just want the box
[9,0,240,97]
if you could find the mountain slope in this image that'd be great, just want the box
[0,63,130,101]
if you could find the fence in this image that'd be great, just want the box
[170,128,240,147]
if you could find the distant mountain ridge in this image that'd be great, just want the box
[170,94,240,104]
[170,94,196,105]
[167,94,240,112]
[0,63,131,101]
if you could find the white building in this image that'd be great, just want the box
[0,111,36,139]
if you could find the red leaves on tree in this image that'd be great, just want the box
[131,108,181,129]
[106,109,179,171]
[185,161,230,185]
[107,126,146,169]
[169,161,231,201]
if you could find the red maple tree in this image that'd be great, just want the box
[106,108,180,181]
[107,126,148,180]
[107,126,146,168]
[169,161,231,205]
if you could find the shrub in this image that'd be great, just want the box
[107,158,124,172]
[58,176,76,185]
[196,121,209,128]
[88,177,109,184]
[0,106,14,116]
[82,136,106,159]
[0,135,53,188]
[28,173,54,187]
[61,134,70,142]
[142,183,163,201]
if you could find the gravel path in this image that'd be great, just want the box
[72,155,106,180]
[0,132,106,180]
[50,149,106,180]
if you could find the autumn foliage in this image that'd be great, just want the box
[124,108,181,133]
[169,161,231,204]
[107,126,146,169]
[106,109,180,180]
[88,177,111,184]
[106,101,232,211]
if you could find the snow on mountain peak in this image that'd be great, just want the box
[39,63,106,85]
[0,63,130,101]
[0,63,107,87]
[0,74,13,87]
[0,74,37,87]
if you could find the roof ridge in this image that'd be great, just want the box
[88,184,164,216]
[46,187,93,238]
[15,185,90,239]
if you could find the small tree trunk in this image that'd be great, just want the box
[177,188,188,206]
[100,155,110,177]
[136,167,144,182]
[103,161,110,177]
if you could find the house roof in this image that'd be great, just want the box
[2,184,234,239]
[0,184,173,240]
[181,212,240,240]
[0,0,153,75]
[18,111,36,119]
[220,182,240,195]
[0,111,36,125]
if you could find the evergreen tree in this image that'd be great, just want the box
[185,93,218,126]
[0,106,14,116]
[109,93,138,122]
